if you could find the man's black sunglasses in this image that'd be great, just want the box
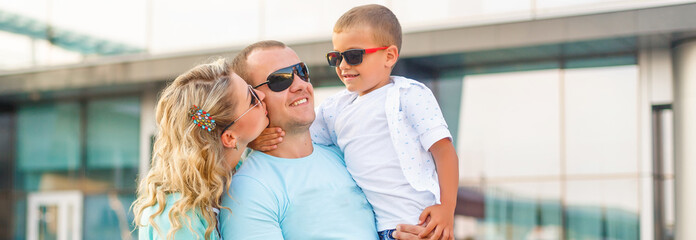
[253,62,310,92]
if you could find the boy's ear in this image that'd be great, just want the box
[221,131,238,149]
[385,45,399,68]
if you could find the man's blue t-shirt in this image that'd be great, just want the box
[219,144,378,239]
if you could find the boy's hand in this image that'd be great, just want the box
[247,127,285,152]
[418,204,454,240]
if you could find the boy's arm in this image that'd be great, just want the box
[249,93,342,151]
[417,138,459,240]
[399,82,458,239]
[248,127,285,152]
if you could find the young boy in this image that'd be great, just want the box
[311,4,459,240]
[250,4,459,240]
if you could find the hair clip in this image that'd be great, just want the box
[189,105,216,132]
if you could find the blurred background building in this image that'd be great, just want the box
[1,0,695,239]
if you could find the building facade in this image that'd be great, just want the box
[1,1,695,239]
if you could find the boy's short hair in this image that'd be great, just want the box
[334,4,402,53]
[232,40,287,84]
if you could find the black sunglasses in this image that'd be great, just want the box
[326,47,388,67]
[253,62,310,92]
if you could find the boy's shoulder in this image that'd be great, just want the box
[391,75,428,90]
[317,89,357,112]
[325,88,354,102]
[391,76,436,103]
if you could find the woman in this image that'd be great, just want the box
[132,58,268,240]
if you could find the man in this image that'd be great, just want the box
[220,40,432,240]
[219,40,377,239]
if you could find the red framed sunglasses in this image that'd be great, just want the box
[326,47,388,67]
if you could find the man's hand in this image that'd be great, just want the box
[393,224,431,240]
[417,204,455,240]
[247,127,285,151]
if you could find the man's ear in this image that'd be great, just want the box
[385,45,399,68]
[221,131,238,149]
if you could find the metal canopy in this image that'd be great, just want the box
[0,9,143,55]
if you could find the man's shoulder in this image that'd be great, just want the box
[234,152,280,179]
[227,154,281,200]
[312,144,343,159]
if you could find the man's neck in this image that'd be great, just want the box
[264,131,314,159]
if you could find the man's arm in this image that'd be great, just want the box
[219,176,284,239]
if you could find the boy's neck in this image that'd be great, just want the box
[358,76,392,96]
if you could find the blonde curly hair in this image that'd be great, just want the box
[132,58,239,240]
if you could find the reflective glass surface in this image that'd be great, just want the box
[86,97,140,170]
[566,179,639,240]
[452,61,641,240]
[12,96,141,239]
[458,69,562,180]
[564,66,639,175]
[483,182,562,240]
[17,102,81,172]
[82,193,137,240]
[16,102,81,191]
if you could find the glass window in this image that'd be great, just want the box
[0,111,12,239]
[0,110,13,190]
[453,63,642,239]
[565,179,640,240]
[86,97,140,169]
[82,193,136,240]
[14,96,141,238]
[458,69,561,180]
[14,197,27,240]
[84,97,140,190]
[17,102,81,172]
[433,77,463,145]
[483,182,562,240]
[563,65,639,175]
